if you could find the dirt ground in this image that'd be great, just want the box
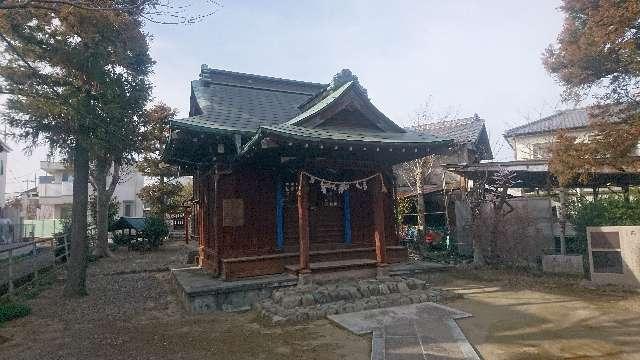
[3,241,640,360]
[427,270,640,360]
[0,241,369,360]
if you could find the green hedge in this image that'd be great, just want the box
[568,196,640,255]
[0,302,30,324]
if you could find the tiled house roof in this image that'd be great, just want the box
[412,116,493,160]
[415,116,486,144]
[503,107,625,138]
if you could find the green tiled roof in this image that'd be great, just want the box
[260,124,445,144]
[284,81,353,126]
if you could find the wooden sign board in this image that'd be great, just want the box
[223,198,244,227]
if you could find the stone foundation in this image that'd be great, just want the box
[255,276,459,323]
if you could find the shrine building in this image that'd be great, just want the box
[165,66,450,281]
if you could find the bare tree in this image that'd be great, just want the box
[396,98,457,230]
[465,167,515,265]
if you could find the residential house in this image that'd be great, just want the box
[448,107,640,267]
[394,116,493,254]
[38,160,145,220]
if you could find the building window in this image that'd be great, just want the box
[62,172,69,182]
[123,201,135,217]
[0,160,3,175]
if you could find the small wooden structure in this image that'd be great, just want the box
[165,68,449,280]
[110,216,146,235]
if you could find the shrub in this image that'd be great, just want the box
[142,217,168,249]
[568,196,640,255]
[111,232,132,247]
[0,302,30,324]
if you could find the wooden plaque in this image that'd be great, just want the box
[223,198,244,227]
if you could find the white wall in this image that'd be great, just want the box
[111,167,145,218]
[509,129,589,161]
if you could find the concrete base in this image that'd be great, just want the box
[171,267,297,312]
[388,261,453,276]
[542,255,584,275]
[376,264,391,280]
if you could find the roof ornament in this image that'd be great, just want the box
[330,69,368,97]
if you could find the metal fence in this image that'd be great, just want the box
[0,223,36,246]
[0,234,69,295]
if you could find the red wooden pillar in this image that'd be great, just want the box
[198,200,204,263]
[373,175,387,265]
[213,171,223,276]
[297,173,310,273]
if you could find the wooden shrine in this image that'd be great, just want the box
[165,67,449,280]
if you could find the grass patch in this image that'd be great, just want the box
[0,301,30,324]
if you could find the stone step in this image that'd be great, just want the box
[284,258,377,275]
[257,287,457,324]
[270,277,427,308]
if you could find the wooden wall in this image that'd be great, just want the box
[196,163,404,279]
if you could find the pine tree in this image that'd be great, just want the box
[0,3,152,296]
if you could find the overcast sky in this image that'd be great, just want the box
[5,0,570,193]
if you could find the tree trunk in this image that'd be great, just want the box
[415,169,426,231]
[93,159,119,258]
[93,161,109,258]
[64,139,89,298]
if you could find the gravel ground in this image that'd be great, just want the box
[0,240,368,360]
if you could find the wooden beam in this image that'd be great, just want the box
[275,176,284,250]
[373,175,387,264]
[297,173,311,272]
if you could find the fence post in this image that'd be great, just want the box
[51,237,56,264]
[8,248,14,294]
[32,241,38,281]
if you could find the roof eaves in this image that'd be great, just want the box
[284,81,354,126]
[170,118,256,136]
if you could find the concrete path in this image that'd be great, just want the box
[329,302,480,360]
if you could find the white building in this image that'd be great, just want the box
[38,160,145,219]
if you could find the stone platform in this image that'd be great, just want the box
[171,261,452,313]
[171,267,298,312]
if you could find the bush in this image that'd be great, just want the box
[142,217,168,249]
[111,232,132,247]
[568,196,640,255]
[0,302,30,324]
